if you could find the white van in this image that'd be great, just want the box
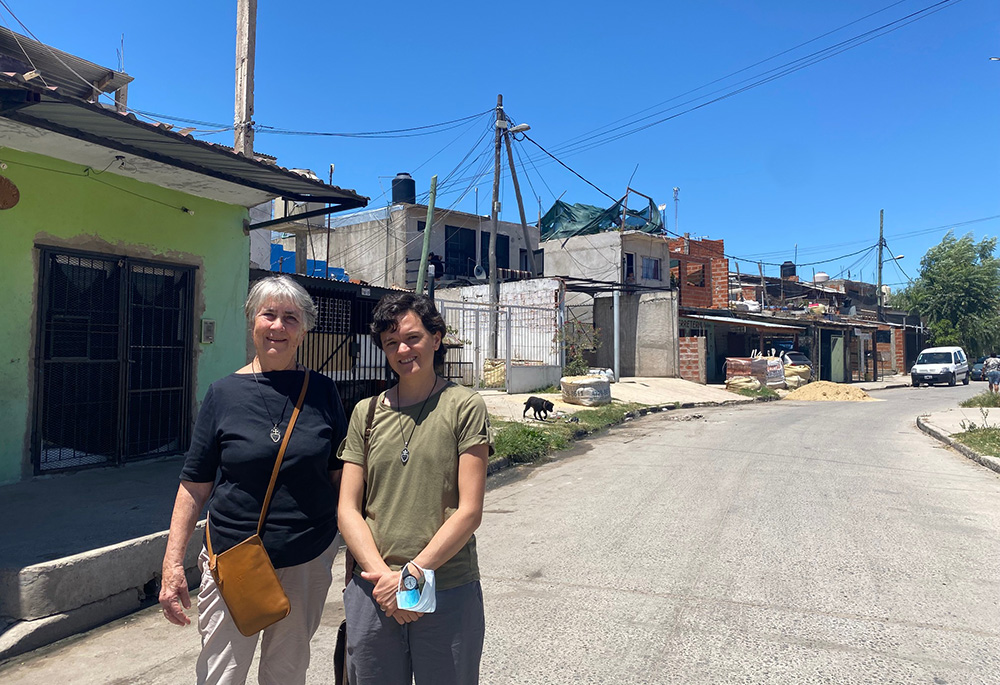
[910,346,970,387]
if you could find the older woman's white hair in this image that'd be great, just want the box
[244,275,317,331]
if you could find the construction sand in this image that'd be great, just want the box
[784,380,876,402]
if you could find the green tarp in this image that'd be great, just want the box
[539,197,664,242]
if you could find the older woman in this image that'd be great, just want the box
[159,275,347,685]
[338,292,492,685]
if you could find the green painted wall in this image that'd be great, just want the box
[0,147,251,484]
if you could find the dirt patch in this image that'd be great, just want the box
[784,380,876,402]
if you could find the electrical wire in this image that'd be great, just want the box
[255,109,493,138]
[521,0,963,165]
[521,133,616,202]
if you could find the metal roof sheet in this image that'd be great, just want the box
[0,76,367,208]
[682,314,804,332]
[0,27,131,101]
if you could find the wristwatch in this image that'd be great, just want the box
[402,567,418,590]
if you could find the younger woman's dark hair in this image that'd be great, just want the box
[371,293,448,367]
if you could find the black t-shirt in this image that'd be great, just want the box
[179,369,346,568]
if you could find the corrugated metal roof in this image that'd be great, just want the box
[0,76,368,207]
[0,27,131,101]
[682,314,804,332]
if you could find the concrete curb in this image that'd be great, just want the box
[916,416,1000,475]
[0,522,204,662]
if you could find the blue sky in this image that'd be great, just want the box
[4,0,998,288]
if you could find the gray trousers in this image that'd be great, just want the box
[344,576,485,685]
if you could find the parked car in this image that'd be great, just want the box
[910,346,970,387]
[971,357,986,381]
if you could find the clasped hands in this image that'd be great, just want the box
[361,563,424,625]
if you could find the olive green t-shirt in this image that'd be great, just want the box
[339,381,492,590]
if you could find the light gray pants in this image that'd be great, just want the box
[344,576,485,685]
[194,540,337,685]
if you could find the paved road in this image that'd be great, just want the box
[2,384,998,683]
[478,384,1000,684]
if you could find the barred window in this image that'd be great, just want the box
[314,296,351,334]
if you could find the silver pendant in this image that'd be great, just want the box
[400,447,410,464]
[270,426,281,443]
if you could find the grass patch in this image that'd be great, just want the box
[959,391,1000,408]
[491,402,645,464]
[954,429,1000,458]
[953,405,1000,458]
[736,386,779,400]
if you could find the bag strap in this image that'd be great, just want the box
[206,370,310,561]
[344,394,378,586]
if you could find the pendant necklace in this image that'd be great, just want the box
[251,359,294,443]
[396,377,437,464]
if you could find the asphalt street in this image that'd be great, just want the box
[478,384,1000,684]
[2,384,998,684]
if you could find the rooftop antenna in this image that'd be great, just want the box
[673,187,680,234]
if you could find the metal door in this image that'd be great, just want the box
[831,335,846,383]
[34,249,193,473]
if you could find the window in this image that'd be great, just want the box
[417,221,426,232]
[445,225,476,277]
[623,253,635,283]
[520,249,544,274]
[480,232,509,272]
[641,256,661,281]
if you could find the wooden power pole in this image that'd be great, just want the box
[488,94,503,358]
[234,0,257,156]
[503,129,536,275]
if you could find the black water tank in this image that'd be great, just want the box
[392,172,416,204]
[781,260,796,279]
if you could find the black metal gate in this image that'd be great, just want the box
[34,248,194,473]
[250,270,391,416]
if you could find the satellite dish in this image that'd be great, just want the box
[473,264,486,280]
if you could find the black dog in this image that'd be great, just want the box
[523,396,555,421]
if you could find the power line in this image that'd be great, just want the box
[522,0,963,164]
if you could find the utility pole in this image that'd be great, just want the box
[875,209,885,381]
[503,128,537,275]
[234,0,256,156]
[415,175,438,295]
[488,94,503,358]
[877,209,884,322]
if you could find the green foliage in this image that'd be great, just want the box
[954,429,1000,458]
[493,422,565,463]
[558,320,601,376]
[955,406,1000,457]
[736,386,779,400]
[491,402,645,464]
[892,232,1000,357]
[959,391,1000,408]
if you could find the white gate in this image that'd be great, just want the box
[438,301,562,390]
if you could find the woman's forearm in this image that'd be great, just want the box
[162,481,212,569]
[339,505,390,573]
[411,507,482,572]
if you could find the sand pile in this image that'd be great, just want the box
[784,380,876,402]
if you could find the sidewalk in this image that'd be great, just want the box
[917,406,1000,475]
[481,376,753,422]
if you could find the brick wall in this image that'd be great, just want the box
[891,327,905,373]
[679,336,706,384]
[710,257,730,309]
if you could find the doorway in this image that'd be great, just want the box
[34,249,194,473]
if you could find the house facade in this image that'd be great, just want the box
[277,200,542,289]
[0,31,365,484]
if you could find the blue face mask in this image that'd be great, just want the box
[397,562,436,613]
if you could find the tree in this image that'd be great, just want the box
[890,232,1000,356]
